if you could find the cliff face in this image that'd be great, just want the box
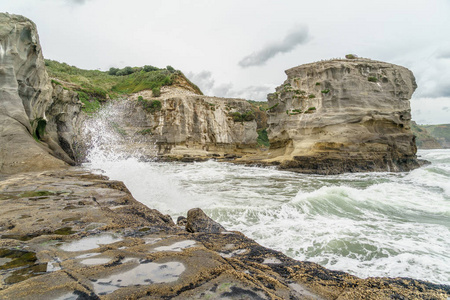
[265,58,421,174]
[95,88,258,160]
[0,13,81,174]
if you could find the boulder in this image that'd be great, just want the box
[185,208,226,233]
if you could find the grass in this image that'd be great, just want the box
[112,70,172,94]
[45,59,201,113]
[368,76,378,82]
[321,89,330,94]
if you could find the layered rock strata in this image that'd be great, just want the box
[0,170,448,299]
[0,13,81,174]
[264,58,421,174]
[92,91,259,161]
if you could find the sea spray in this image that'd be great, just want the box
[82,104,450,285]
[80,100,158,166]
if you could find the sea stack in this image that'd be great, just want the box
[266,58,420,174]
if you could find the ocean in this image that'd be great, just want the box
[83,105,450,285]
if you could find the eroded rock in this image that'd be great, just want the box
[0,13,81,174]
[185,208,226,233]
[265,58,421,174]
[0,170,448,299]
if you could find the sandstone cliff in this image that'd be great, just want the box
[82,87,259,161]
[0,13,81,174]
[264,58,421,174]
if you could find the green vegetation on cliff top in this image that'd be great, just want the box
[45,59,202,112]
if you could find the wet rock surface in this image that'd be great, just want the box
[0,170,448,299]
[185,208,226,233]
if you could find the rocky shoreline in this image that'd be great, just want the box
[1,169,449,299]
[1,12,449,299]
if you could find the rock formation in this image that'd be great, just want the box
[89,89,259,161]
[0,170,448,299]
[264,58,421,174]
[0,13,81,174]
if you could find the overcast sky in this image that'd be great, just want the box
[3,0,450,124]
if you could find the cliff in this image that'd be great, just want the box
[411,121,443,149]
[264,58,421,174]
[1,13,449,299]
[88,88,259,161]
[416,123,450,149]
[0,13,81,174]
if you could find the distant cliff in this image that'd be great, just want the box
[410,121,443,149]
[263,58,421,174]
[412,123,450,149]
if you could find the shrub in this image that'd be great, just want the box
[143,65,159,72]
[368,76,378,82]
[345,54,357,59]
[315,82,321,86]
[257,129,270,148]
[108,67,119,75]
[321,89,330,94]
[166,65,176,73]
[144,100,162,113]
[152,87,161,97]
[308,94,315,98]
[230,111,255,122]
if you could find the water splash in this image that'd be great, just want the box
[81,100,158,167]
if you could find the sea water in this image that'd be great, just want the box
[82,104,450,285]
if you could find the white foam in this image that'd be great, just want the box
[82,104,450,285]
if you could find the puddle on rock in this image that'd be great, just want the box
[76,253,100,259]
[81,258,111,265]
[93,261,185,295]
[263,257,282,264]
[51,290,91,300]
[154,240,196,252]
[47,258,62,272]
[220,249,247,258]
[289,283,322,299]
[60,234,122,252]
[144,237,162,244]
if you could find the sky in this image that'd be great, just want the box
[3,0,450,124]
